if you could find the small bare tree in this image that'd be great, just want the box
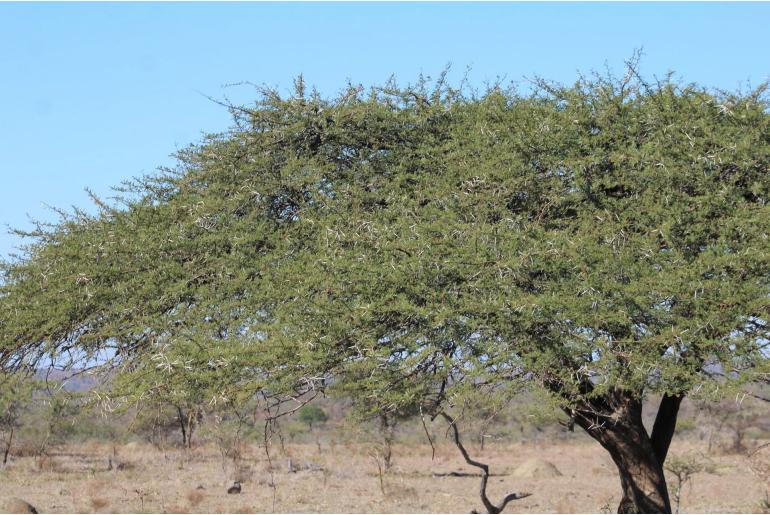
[699,396,762,454]
[377,412,397,471]
[664,454,707,514]
[173,403,205,449]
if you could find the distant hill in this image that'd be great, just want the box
[34,368,102,392]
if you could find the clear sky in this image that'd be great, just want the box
[1,2,769,261]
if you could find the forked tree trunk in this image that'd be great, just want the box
[600,420,670,513]
[568,389,682,514]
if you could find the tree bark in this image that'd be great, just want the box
[569,389,678,514]
[2,426,13,466]
[650,394,683,464]
[176,406,188,448]
[601,417,671,513]
[379,413,396,470]
[185,409,197,449]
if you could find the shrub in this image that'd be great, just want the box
[297,405,328,430]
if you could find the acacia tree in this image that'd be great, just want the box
[1,67,769,513]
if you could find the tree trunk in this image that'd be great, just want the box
[3,426,14,465]
[379,413,395,470]
[569,389,680,514]
[601,419,671,513]
[650,394,682,465]
[177,406,188,447]
[185,410,196,449]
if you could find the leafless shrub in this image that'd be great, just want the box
[370,450,386,496]
[133,488,149,512]
[665,453,712,514]
[698,397,762,455]
[748,442,770,483]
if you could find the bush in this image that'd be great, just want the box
[297,405,328,430]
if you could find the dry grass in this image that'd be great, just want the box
[89,497,109,512]
[234,464,255,483]
[34,454,64,473]
[186,490,205,507]
[0,436,767,513]
[11,441,44,458]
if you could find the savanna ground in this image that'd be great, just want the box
[2,435,768,514]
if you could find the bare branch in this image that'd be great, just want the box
[440,412,531,514]
[419,406,436,461]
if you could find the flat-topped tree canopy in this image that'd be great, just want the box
[1,65,769,513]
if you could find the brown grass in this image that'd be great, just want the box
[185,490,205,507]
[1,438,767,513]
[11,440,44,458]
[114,459,137,471]
[234,464,254,483]
[89,497,109,512]
[34,454,64,473]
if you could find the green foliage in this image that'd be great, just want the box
[47,395,81,442]
[11,391,82,457]
[297,404,327,429]
[0,372,34,431]
[0,372,35,462]
[0,64,768,429]
[674,417,697,434]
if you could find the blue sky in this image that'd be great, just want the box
[1,2,769,261]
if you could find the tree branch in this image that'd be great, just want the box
[650,394,683,464]
[440,412,531,514]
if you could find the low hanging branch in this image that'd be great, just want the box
[440,412,531,514]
